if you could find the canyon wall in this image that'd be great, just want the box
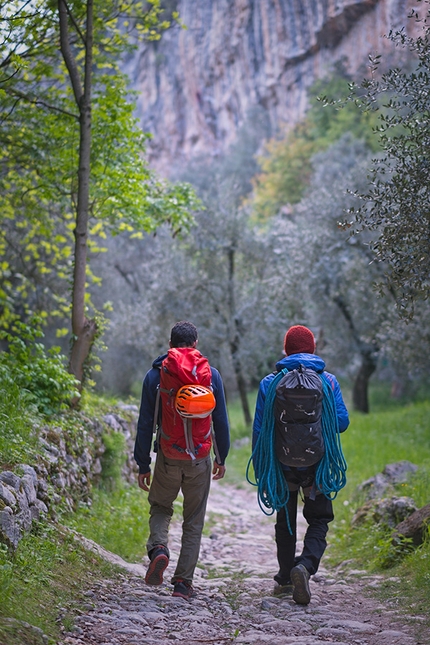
[125,0,420,173]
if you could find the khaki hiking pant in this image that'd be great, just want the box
[147,448,212,584]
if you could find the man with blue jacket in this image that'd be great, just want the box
[252,325,349,605]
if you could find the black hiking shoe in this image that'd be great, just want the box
[172,579,195,600]
[290,564,311,605]
[273,582,293,596]
[145,546,169,586]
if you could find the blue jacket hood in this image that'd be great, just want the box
[275,353,326,374]
[253,352,350,445]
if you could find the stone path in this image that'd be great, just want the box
[61,481,428,645]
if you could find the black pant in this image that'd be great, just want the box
[274,474,334,585]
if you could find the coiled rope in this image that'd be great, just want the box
[316,375,348,498]
[246,370,289,516]
[246,369,347,520]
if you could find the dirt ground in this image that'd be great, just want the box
[60,480,429,645]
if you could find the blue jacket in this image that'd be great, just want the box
[252,353,349,457]
[134,353,230,474]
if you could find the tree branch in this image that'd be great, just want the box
[0,67,20,83]
[63,0,86,46]
[0,96,20,125]
[58,0,83,106]
[4,86,78,119]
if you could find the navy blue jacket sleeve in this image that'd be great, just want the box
[210,367,230,465]
[134,367,160,474]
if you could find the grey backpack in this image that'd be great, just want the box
[274,365,324,467]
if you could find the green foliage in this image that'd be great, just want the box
[0,321,80,415]
[0,382,39,468]
[343,7,430,315]
[100,430,127,491]
[253,124,321,219]
[64,484,151,562]
[253,69,380,219]
[0,0,198,349]
[0,522,119,645]
[308,68,381,150]
[220,394,254,488]
[374,531,415,569]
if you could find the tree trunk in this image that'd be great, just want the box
[352,348,378,413]
[237,370,252,425]
[333,294,379,414]
[231,343,252,426]
[227,244,252,426]
[59,0,97,390]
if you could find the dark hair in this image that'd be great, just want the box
[170,321,198,347]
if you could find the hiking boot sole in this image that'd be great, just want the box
[290,565,311,605]
[145,553,169,586]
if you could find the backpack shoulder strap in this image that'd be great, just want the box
[152,385,161,438]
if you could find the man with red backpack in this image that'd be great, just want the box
[134,321,230,600]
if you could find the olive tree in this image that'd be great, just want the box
[343,5,430,316]
[282,135,428,412]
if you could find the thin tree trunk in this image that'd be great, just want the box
[230,316,252,426]
[227,245,252,426]
[234,355,252,426]
[59,0,97,388]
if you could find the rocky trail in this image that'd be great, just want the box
[61,482,428,645]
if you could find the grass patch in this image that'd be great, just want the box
[222,394,254,487]
[226,392,256,443]
[0,522,119,645]
[328,401,430,546]
[223,443,253,488]
[63,484,151,563]
[325,400,430,624]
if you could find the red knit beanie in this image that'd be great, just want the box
[284,325,315,356]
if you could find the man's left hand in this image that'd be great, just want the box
[212,462,226,480]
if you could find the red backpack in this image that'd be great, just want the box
[157,348,214,460]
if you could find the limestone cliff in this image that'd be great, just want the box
[126,0,419,172]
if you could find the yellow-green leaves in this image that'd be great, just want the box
[0,0,198,344]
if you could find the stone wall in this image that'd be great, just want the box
[0,405,139,549]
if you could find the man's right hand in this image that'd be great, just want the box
[138,472,151,491]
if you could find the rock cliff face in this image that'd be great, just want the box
[127,0,418,172]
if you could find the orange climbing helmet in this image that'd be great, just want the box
[175,385,216,419]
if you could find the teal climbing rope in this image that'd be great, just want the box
[315,375,347,499]
[246,369,290,516]
[246,369,347,519]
